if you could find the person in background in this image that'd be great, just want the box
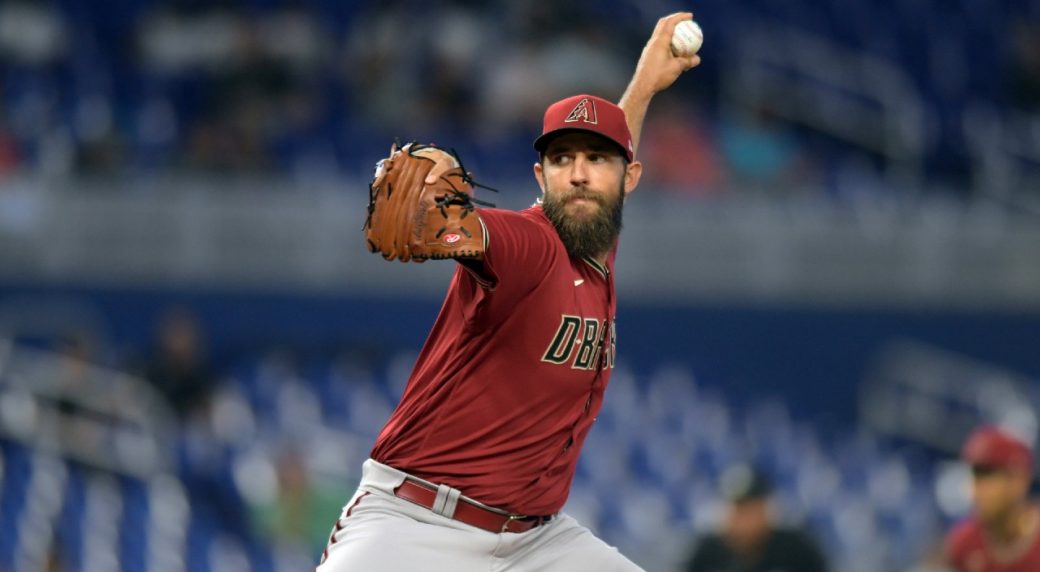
[638,96,725,196]
[144,307,214,419]
[250,446,355,557]
[945,425,1040,572]
[684,465,828,572]
[1007,21,1040,113]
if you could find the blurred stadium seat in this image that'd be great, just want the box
[0,343,976,571]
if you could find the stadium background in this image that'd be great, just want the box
[1,0,1039,570]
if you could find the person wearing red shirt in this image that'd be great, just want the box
[945,425,1040,572]
[316,13,701,572]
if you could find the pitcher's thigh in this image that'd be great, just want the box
[502,514,644,572]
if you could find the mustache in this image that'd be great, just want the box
[560,186,605,204]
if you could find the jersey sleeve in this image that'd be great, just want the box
[943,520,973,570]
[457,207,559,293]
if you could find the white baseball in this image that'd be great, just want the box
[670,20,703,57]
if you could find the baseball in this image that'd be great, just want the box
[670,19,703,57]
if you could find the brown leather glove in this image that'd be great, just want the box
[364,143,488,262]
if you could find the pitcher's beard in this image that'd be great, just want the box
[541,183,624,260]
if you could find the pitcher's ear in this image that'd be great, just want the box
[624,160,643,195]
[533,162,547,193]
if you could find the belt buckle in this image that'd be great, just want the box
[500,513,545,533]
[501,514,522,533]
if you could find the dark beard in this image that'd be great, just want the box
[541,183,624,260]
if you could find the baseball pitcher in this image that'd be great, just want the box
[319,13,701,571]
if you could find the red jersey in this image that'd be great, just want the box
[370,204,618,516]
[946,510,1040,572]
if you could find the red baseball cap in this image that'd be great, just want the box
[961,425,1034,474]
[533,94,634,162]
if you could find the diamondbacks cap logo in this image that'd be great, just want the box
[564,97,598,125]
[534,94,634,162]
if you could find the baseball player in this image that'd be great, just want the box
[319,13,700,571]
[945,426,1040,572]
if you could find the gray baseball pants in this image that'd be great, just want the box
[316,459,643,571]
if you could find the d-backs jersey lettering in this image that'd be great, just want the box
[370,204,618,516]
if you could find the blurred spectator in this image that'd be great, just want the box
[138,2,325,173]
[342,4,426,133]
[0,0,66,178]
[638,96,725,195]
[944,426,1040,572]
[55,331,96,383]
[0,122,21,178]
[47,332,97,447]
[248,446,351,556]
[52,330,106,414]
[1007,21,1040,113]
[479,19,628,136]
[416,8,483,132]
[719,106,818,195]
[535,27,629,106]
[144,307,213,419]
[48,331,122,469]
[0,2,1031,197]
[684,465,828,572]
[73,94,126,176]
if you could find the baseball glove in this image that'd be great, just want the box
[363,143,492,263]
